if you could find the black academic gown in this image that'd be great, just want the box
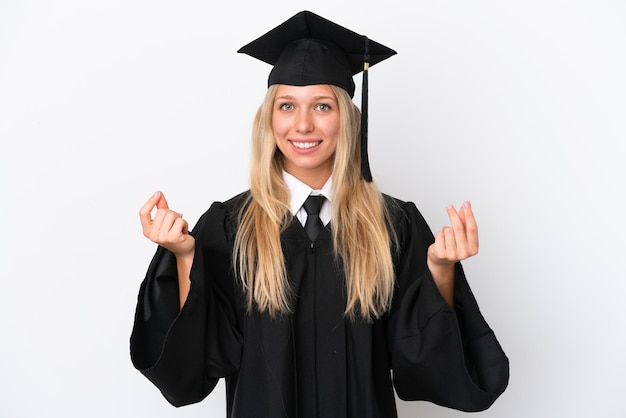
[130,192,509,417]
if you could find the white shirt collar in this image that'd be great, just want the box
[283,171,332,225]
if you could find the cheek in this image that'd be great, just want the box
[323,123,340,150]
[321,114,340,134]
[327,138,339,155]
[271,113,289,137]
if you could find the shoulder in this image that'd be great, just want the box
[382,193,422,222]
[201,190,250,215]
[382,193,431,238]
[192,190,250,235]
[220,190,251,213]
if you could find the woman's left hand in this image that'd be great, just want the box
[427,201,479,306]
[429,201,479,267]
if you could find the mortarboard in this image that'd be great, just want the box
[238,10,396,182]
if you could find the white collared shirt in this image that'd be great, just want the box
[283,171,332,227]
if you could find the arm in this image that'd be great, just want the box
[388,201,509,412]
[132,194,243,406]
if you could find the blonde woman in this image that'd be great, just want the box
[131,11,509,418]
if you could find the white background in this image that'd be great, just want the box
[1,1,625,417]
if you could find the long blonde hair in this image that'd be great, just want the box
[233,84,396,321]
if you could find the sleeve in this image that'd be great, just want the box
[388,201,509,412]
[129,202,243,407]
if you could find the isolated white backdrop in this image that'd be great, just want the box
[1,1,625,417]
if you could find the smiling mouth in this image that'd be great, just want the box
[290,140,321,149]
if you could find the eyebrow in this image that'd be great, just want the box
[274,95,337,102]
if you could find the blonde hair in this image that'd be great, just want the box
[233,84,396,321]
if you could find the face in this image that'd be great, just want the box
[272,84,340,189]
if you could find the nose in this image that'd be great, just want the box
[294,109,314,133]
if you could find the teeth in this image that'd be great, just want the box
[292,141,320,149]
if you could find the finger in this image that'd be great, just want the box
[154,215,188,250]
[460,201,476,229]
[147,207,166,241]
[442,226,458,258]
[155,192,182,218]
[172,217,190,239]
[446,203,463,226]
[152,209,179,242]
[180,217,189,235]
[457,202,467,224]
[139,191,162,232]
[430,231,446,260]
[446,203,468,245]
[155,191,170,210]
[162,211,183,239]
[461,201,479,254]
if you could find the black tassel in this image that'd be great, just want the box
[360,36,372,182]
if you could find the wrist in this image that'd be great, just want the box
[427,258,456,307]
[172,236,196,259]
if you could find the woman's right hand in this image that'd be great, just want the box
[139,191,195,257]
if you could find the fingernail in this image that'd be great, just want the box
[446,204,453,210]
[154,191,161,198]
[464,201,470,208]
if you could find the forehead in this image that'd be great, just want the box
[274,84,337,100]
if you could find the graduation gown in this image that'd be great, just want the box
[130,192,509,417]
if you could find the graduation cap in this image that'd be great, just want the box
[238,10,396,182]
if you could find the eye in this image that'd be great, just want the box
[279,102,293,111]
[316,103,332,111]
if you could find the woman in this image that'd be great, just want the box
[131,10,509,418]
